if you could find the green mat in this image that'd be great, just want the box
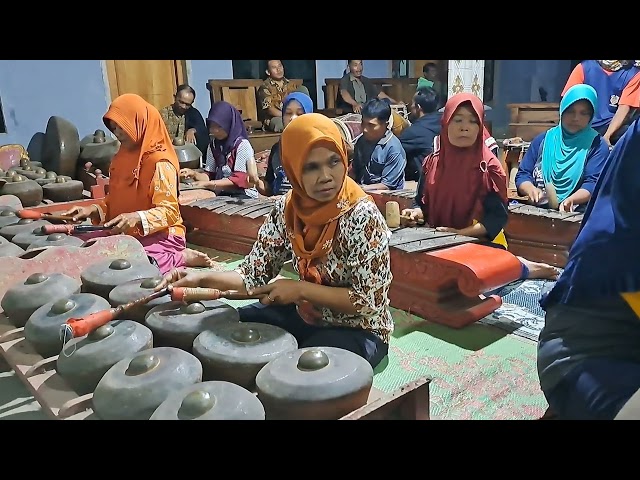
[376,312,547,420]
[197,248,548,420]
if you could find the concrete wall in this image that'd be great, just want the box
[0,60,111,148]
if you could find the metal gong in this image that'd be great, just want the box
[0,218,51,242]
[24,293,111,359]
[1,272,82,327]
[80,258,161,299]
[144,300,240,352]
[57,319,154,395]
[108,276,173,322]
[27,233,84,251]
[255,346,374,420]
[150,381,265,420]
[11,226,48,249]
[192,322,298,390]
[92,347,203,420]
[0,235,24,257]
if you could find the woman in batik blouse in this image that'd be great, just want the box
[158,113,394,368]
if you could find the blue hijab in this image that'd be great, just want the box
[543,118,640,306]
[541,84,599,203]
[282,92,314,117]
[270,92,314,195]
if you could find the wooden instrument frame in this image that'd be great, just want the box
[179,196,524,329]
[365,183,582,269]
[505,203,583,268]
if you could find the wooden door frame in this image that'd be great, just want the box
[103,60,188,102]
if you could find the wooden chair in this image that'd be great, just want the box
[507,103,559,141]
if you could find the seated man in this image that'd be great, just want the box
[337,60,403,114]
[258,60,310,133]
[398,86,442,182]
[349,99,407,192]
[417,63,446,109]
[537,117,640,420]
[159,84,209,158]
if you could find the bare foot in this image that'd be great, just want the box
[517,257,561,280]
[183,248,215,268]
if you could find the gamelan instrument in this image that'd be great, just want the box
[150,381,266,420]
[255,347,374,420]
[57,319,154,395]
[1,272,82,327]
[505,202,584,268]
[180,195,524,328]
[192,322,298,390]
[91,347,203,420]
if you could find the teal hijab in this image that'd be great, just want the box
[541,84,599,203]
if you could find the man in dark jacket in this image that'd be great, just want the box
[398,86,441,182]
[159,84,209,158]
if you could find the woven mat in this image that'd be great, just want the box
[198,251,548,420]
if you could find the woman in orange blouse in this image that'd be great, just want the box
[62,94,213,273]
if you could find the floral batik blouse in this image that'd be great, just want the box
[235,196,395,343]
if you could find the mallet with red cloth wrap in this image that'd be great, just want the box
[16,209,78,222]
[16,209,113,235]
[40,224,111,235]
[59,286,265,340]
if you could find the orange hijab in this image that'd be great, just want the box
[103,94,179,184]
[280,113,370,284]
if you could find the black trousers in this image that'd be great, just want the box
[238,302,389,369]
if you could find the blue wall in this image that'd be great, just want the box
[0,60,110,148]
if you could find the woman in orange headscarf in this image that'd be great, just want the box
[62,94,213,273]
[157,113,394,368]
[400,93,560,280]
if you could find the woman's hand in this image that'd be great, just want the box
[248,279,302,306]
[60,205,98,222]
[179,168,197,180]
[104,213,141,234]
[191,180,215,190]
[400,208,424,227]
[559,198,575,212]
[435,226,460,234]
[155,268,207,291]
[528,187,545,204]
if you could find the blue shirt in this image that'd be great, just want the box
[537,119,640,394]
[352,130,406,190]
[515,131,609,207]
[581,60,640,129]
